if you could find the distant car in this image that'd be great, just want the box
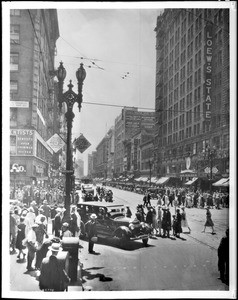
[77,201,152,246]
[81,184,94,194]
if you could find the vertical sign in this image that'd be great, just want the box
[204,22,213,121]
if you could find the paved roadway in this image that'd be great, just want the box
[79,187,232,293]
[7,186,235,297]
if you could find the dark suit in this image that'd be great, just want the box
[39,255,70,291]
[54,213,63,237]
[85,220,97,253]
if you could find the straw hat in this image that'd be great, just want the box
[90,213,97,220]
[48,243,62,252]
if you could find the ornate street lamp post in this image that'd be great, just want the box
[56,62,86,221]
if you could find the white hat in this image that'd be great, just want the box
[48,243,62,252]
[90,213,97,219]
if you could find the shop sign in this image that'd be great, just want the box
[10,163,26,173]
[10,129,34,156]
[10,101,29,108]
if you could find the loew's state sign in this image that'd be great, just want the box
[74,134,91,153]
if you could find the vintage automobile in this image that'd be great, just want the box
[77,201,152,246]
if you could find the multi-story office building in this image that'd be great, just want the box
[10,9,59,188]
[114,107,155,176]
[94,135,109,179]
[125,127,154,179]
[154,9,229,187]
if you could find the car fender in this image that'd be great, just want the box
[113,226,131,238]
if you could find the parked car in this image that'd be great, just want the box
[81,184,94,194]
[77,201,152,246]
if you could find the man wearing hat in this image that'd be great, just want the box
[40,200,51,224]
[39,243,70,291]
[61,222,72,238]
[30,200,39,216]
[85,214,98,254]
[50,204,58,235]
[25,223,39,271]
[54,207,64,237]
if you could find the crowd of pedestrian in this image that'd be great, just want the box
[135,203,192,238]
[9,198,82,272]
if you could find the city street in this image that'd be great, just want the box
[8,186,232,294]
[79,186,230,292]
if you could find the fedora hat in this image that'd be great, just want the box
[48,243,62,252]
[90,213,97,219]
[62,222,69,227]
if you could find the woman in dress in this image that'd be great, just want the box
[174,209,182,238]
[181,207,191,233]
[202,207,215,233]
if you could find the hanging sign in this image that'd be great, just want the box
[74,134,91,153]
[47,133,65,153]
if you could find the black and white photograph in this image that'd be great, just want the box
[2,1,237,299]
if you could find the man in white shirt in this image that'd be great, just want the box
[25,223,38,271]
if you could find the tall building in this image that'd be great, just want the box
[154,9,229,187]
[106,126,115,179]
[114,107,155,176]
[10,9,59,188]
[74,158,84,179]
[87,153,93,177]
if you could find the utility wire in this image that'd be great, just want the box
[10,91,229,116]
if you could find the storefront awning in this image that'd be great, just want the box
[150,177,158,183]
[156,177,170,185]
[212,178,229,187]
[140,176,149,182]
[185,177,198,185]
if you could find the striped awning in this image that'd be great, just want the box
[212,178,229,187]
[156,177,170,185]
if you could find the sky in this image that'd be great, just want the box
[54,8,163,173]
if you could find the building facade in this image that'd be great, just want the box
[10,9,59,188]
[114,107,155,177]
[154,9,229,186]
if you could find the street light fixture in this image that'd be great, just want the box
[56,61,86,222]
